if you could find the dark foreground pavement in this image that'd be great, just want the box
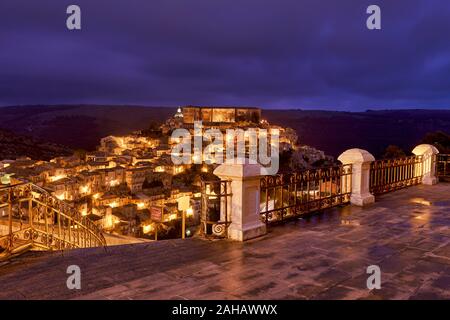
[0,184,449,300]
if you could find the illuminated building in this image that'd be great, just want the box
[125,166,151,193]
[181,106,261,125]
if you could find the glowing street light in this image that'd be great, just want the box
[109,201,118,208]
[142,224,154,234]
[137,202,145,209]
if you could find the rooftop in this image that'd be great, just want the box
[182,106,261,110]
[0,183,449,300]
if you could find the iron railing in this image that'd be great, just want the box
[260,165,352,225]
[369,155,423,195]
[200,180,232,238]
[437,154,450,180]
[0,182,106,259]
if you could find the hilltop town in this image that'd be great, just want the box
[0,107,330,241]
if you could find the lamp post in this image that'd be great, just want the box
[182,210,186,239]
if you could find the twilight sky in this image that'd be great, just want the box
[0,0,450,110]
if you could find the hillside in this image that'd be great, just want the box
[1,105,449,158]
[263,109,450,157]
[0,128,72,161]
[0,105,173,151]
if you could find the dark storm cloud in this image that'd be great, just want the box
[0,0,449,110]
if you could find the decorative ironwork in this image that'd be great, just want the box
[200,180,232,238]
[437,154,450,180]
[0,182,106,259]
[369,156,423,195]
[260,164,352,225]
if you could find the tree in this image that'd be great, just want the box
[284,127,299,146]
[383,145,406,159]
[73,149,87,160]
[278,149,293,173]
[143,178,163,189]
[288,150,309,171]
[140,121,163,138]
[419,131,450,154]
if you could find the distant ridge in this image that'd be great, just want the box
[0,128,71,160]
[0,105,449,158]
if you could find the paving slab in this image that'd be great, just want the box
[0,184,449,300]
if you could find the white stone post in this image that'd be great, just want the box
[338,148,375,206]
[412,144,439,185]
[213,160,267,241]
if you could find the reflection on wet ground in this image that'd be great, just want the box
[0,184,449,300]
[433,200,450,207]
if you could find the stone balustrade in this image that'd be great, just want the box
[212,144,440,241]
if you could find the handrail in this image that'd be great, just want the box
[369,155,423,194]
[260,164,352,225]
[0,182,106,258]
[437,154,450,179]
[200,180,232,238]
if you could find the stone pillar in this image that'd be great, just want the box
[338,148,375,206]
[213,161,267,241]
[412,144,439,185]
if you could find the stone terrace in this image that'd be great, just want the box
[0,184,449,300]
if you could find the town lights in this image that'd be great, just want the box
[205,185,217,199]
[174,166,184,174]
[56,194,65,201]
[142,224,154,234]
[80,185,89,193]
[186,207,194,217]
[50,174,66,182]
[171,137,182,144]
[105,217,112,229]
[103,212,121,230]
[109,201,118,208]
[270,128,279,135]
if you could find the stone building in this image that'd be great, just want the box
[181,106,261,125]
[126,166,152,193]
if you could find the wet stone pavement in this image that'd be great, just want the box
[0,184,449,300]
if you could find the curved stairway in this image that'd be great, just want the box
[0,182,106,260]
